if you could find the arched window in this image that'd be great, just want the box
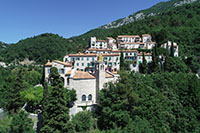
[82,95,86,101]
[88,94,92,101]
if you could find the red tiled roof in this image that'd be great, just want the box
[142,34,151,36]
[120,42,144,44]
[53,60,72,67]
[73,70,95,79]
[87,48,112,51]
[69,53,97,57]
[102,53,120,56]
[137,53,152,56]
[118,35,140,38]
[105,72,114,78]
[97,40,106,42]
[107,37,115,40]
[45,61,52,67]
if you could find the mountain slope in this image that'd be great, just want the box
[0,0,200,67]
[100,0,198,29]
[0,33,79,64]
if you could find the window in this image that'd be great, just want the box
[59,69,65,74]
[76,58,80,61]
[77,63,79,66]
[130,53,132,55]
[109,57,111,61]
[87,57,89,61]
[92,57,95,62]
[82,95,86,101]
[87,63,90,67]
[67,78,70,85]
[116,57,118,61]
[82,63,84,66]
[88,94,92,101]
[148,56,150,59]
[139,57,141,59]
[139,61,142,64]
[47,69,50,74]
[126,53,128,56]
[81,57,84,61]
[92,63,95,67]
[134,53,137,56]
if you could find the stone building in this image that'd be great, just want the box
[45,55,119,115]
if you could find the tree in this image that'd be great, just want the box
[40,67,70,133]
[120,51,125,70]
[71,111,94,132]
[2,68,26,113]
[151,44,160,73]
[10,111,34,133]
[140,52,147,74]
[164,56,189,73]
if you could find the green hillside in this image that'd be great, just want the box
[0,0,200,67]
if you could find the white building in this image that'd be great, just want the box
[117,34,155,49]
[44,34,179,115]
[63,53,120,73]
[90,37,108,49]
[161,41,179,57]
[45,56,119,115]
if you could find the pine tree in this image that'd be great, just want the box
[10,111,34,133]
[40,67,70,132]
[5,68,26,113]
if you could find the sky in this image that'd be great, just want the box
[0,0,167,44]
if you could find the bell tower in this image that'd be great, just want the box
[95,54,105,103]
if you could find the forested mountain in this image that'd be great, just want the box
[0,34,79,64]
[0,42,7,51]
[100,0,199,29]
[0,0,200,66]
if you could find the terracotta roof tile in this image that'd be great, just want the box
[87,48,112,51]
[142,34,151,36]
[106,72,114,78]
[69,53,97,57]
[97,40,106,42]
[102,53,120,56]
[118,35,140,38]
[45,61,52,67]
[137,53,152,56]
[53,60,72,67]
[66,70,72,75]
[73,70,95,79]
[120,42,144,44]
[107,37,115,40]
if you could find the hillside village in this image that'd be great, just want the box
[45,34,179,115]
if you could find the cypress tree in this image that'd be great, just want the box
[141,52,147,74]
[40,67,70,133]
[120,51,125,70]
[170,42,174,57]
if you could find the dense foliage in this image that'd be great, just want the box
[96,71,200,132]
[40,67,77,132]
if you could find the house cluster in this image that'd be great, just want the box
[45,34,179,115]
